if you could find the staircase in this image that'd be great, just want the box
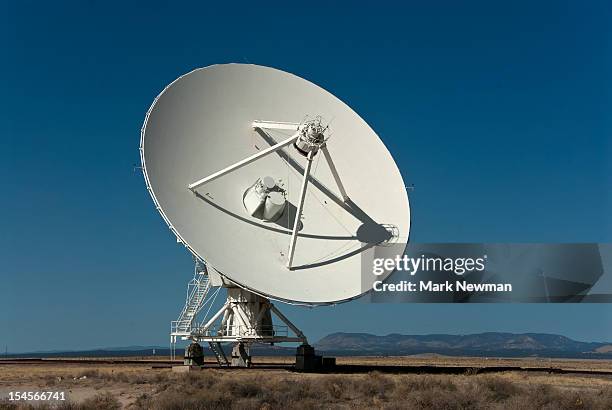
[172,264,211,335]
[209,342,230,366]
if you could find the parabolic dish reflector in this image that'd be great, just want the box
[141,64,410,304]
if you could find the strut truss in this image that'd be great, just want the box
[190,287,307,344]
[187,118,350,269]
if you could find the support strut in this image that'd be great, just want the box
[286,150,314,269]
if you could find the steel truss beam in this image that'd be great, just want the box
[187,117,350,269]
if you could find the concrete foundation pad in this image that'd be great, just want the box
[172,365,202,373]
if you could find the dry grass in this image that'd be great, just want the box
[0,392,121,410]
[153,371,612,410]
[4,370,612,409]
[3,358,612,409]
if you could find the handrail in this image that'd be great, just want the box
[192,324,289,338]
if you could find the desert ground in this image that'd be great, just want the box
[3,356,612,409]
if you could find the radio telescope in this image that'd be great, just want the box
[140,64,410,368]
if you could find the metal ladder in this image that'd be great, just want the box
[174,263,211,333]
[209,342,229,366]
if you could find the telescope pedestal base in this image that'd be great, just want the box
[182,287,308,367]
[295,343,319,371]
[231,342,251,367]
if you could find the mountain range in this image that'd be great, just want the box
[314,332,612,358]
[6,333,612,359]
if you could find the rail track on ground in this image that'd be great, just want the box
[3,357,612,377]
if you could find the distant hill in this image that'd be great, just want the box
[314,332,612,359]
[6,333,612,359]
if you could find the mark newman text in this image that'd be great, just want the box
[373,280,512,293]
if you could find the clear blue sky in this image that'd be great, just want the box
[2,1,611,352]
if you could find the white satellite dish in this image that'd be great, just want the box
[140,64,410,367]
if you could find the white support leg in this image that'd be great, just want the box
[287,150,315,269]
[232,303,252,336]
[188,133,299,190]
[321,145,349,202]
[199,302,230,335]
[269,303,307,343]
